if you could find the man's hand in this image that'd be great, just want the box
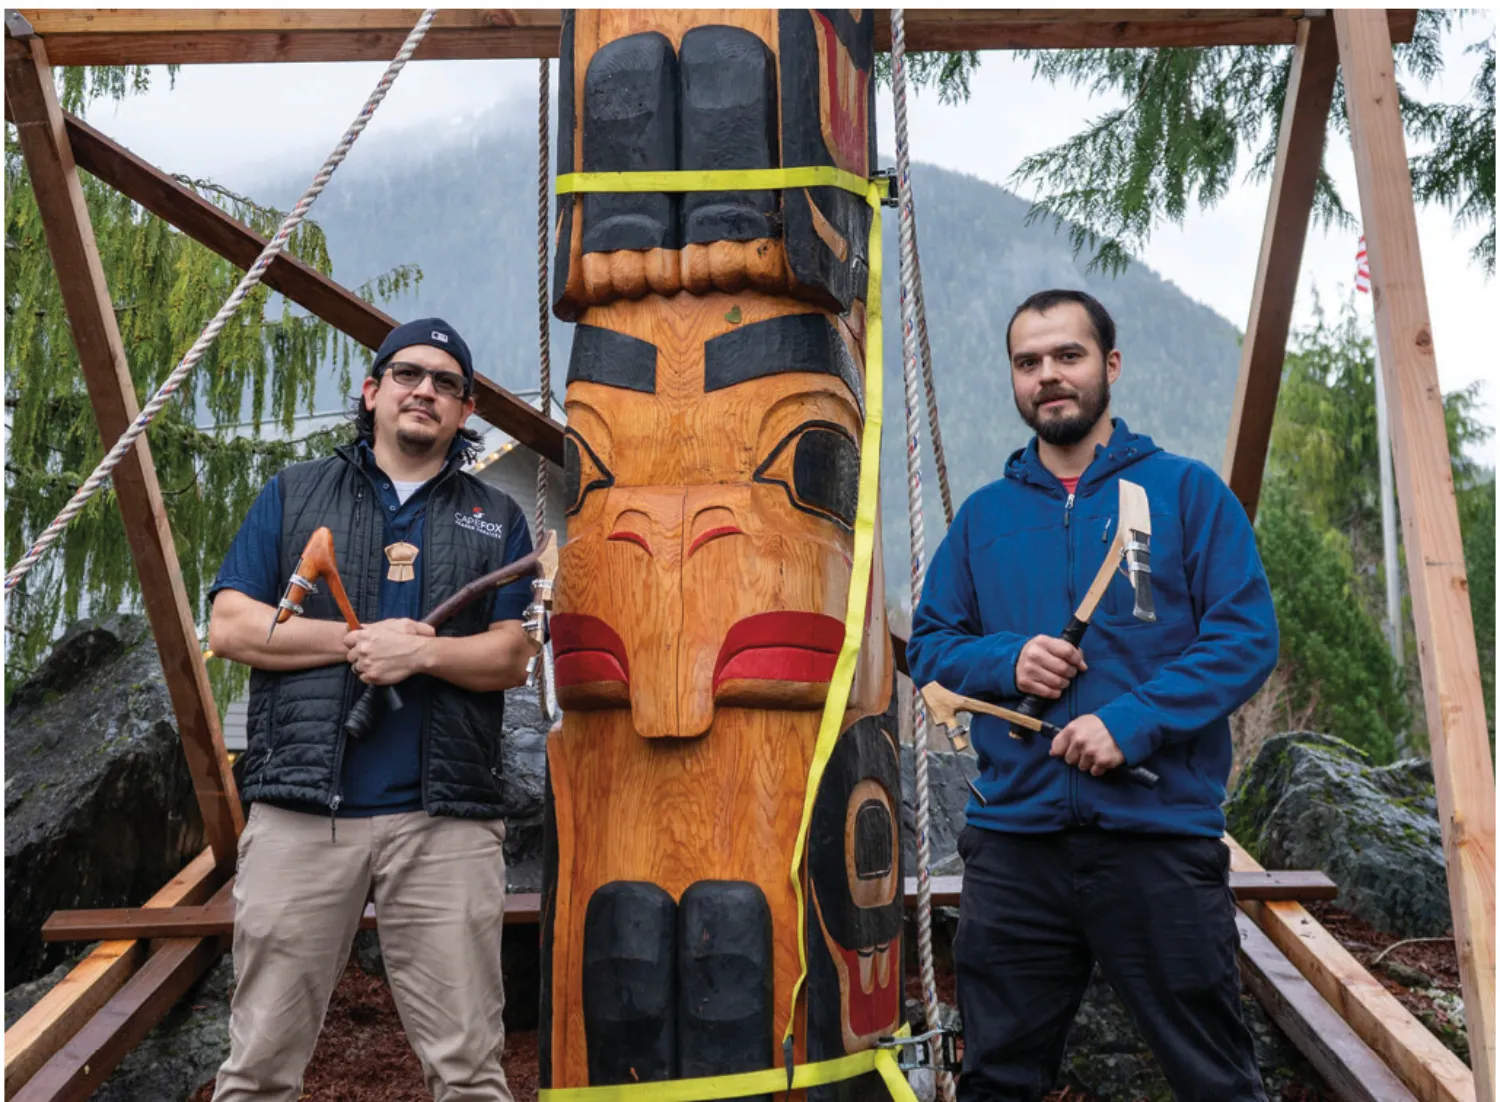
[344,618,436,685]
[1050,714,1125,776]
[1016,635,1087,698]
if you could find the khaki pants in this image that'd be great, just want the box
[212,803,514,1102]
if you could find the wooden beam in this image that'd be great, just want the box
[1237,912,1421,1102]
[53,108,566,465]
[1228,837,1476,1102]
[3,30,244,869]
[11,881,233,1102]
[41,869,1338,942]
[4,850,219,1099]
[1335,12,1497,1100]
[43,892,544,941]
[1222,15,1339,518]
[14,9,1419,66]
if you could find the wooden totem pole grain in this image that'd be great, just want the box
[542,10,899,1096]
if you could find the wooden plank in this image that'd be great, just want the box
[915,868,1337,909]
[12,881,233,1102]
[1222,15,1339,519]
[1228,837,1477,1102]
[55,109,567,465]
[5,850,220,1099]
[42,870,1338,942]
[1237,911,1421,1102]
[1335,13,1497,1101]
[1238,910,1421,1102]
[3,31,244,868]
[15,9,1418,65]
[44,891,546,941]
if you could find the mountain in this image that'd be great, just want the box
[249,108,1245,606]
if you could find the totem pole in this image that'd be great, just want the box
[541,9,902,1098]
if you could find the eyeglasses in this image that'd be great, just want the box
[379,361,469,400]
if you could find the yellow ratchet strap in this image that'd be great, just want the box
[546,167,903,1102]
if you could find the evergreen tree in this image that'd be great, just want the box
[1010,11,1494,275]
[892,12,1495,276]
[1255,478,1406,761]
[1261,299,1495,751]
[4,67,417,710]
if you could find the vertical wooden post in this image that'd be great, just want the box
[1222,14,1339,517]
[1334,11,1496,1099]
[4,30,244,869]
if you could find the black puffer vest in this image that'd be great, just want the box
[238,443,522,819]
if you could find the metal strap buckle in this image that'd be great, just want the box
[870,167,900,207]
[876,1027,961,1073]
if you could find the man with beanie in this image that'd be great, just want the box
[906,290,1279,1101]
[207,318,535,1101]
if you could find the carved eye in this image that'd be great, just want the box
[753,420,859,529]
[564,430,614,516]
[844,778,898,911]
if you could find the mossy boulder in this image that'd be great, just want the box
[5,615,206,985]
[1226,732,1450,937]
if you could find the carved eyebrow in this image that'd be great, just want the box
[703,313,863,414]
[567,324,658,393]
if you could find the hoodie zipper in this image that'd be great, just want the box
[1063,490,1084,826]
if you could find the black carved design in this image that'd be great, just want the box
[703,313,863,411]
[568,324,658,393]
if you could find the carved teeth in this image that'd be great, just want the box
[858,948,874,994]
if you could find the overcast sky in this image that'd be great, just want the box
[84,16,1496,454]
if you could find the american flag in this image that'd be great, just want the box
[1355,235,1371,294]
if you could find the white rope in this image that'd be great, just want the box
[531,56,559,726]
[893,11,956,1102]
[3,9,439,596]
[534,56,552,544]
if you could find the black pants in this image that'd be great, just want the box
[953,825,1266,1102]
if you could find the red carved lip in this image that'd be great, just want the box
[838,941,899,1038]
[551,613,630,687]
[712,611,845,690]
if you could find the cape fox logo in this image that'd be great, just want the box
[455,506,504,540]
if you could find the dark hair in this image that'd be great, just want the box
[1005,289,1117,361]
[346,384,484,465]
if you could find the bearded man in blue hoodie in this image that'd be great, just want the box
[907,289,1280,1102]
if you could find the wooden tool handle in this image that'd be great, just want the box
[343,532,554,740]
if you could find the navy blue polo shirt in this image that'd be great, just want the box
[210,440,533,816]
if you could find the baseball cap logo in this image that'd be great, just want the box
[431,330,449,343]
[472,506,484,516]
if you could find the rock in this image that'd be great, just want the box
[899,745,978,880]
[5,615,206,985]
[499,684,551,893]
[90,957,234,1102]
[1057,966,1327,1101]
[4,952,232,1102]
[353,928,385,978]
[1377,959,1434,990]
[5,955,82,1028]
[1225,733,1451,937]
[1414,987,1469,1065]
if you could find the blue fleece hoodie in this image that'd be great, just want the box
[906,419,1279,837]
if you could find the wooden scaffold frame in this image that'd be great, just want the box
[2,10,1492,1102]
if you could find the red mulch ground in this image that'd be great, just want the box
[190,905,1463,1102]
[1306,902,1463,1039]
[190,963,541,1102]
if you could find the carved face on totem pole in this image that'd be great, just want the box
[541,11,900,1094]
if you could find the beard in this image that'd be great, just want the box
[393,399,446,456]
[1016,370,1111,447]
